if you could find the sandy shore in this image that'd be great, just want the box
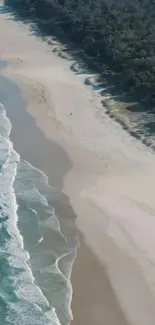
[71,235,130,325]
[1,2,155,324]
[0,74,130,325]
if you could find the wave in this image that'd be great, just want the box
[0,103,78,325]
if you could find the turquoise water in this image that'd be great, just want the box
[0,101,78,325]
[0,61,8,70]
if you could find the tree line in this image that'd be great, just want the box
[6,0,155,108]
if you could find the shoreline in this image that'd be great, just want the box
[1,3,155,325]
[0,74,130,325]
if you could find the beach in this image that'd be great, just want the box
[1,1,155,324]
[0,54,130,325]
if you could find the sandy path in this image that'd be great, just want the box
[1,1,155,324]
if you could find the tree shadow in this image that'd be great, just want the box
[3,0,155,150]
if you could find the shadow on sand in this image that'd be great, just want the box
[2,0,155,151]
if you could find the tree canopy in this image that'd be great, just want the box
[6,0,155,108]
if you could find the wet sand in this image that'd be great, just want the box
[0,74,130,325]
[71,235,130,325]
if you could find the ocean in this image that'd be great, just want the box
[0,100,78,325]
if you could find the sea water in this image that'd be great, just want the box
[0,103,78,325]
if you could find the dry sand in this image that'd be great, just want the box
[1,1,155,324]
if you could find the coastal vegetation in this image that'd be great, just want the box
[5,0,155,108]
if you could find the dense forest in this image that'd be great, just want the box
[5,0,155,108]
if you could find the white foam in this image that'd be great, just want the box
[0,101,78,325]
[15,160,76,322]
[16,160,78,324]
[15,160,68,239]
[0,103,61,325]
